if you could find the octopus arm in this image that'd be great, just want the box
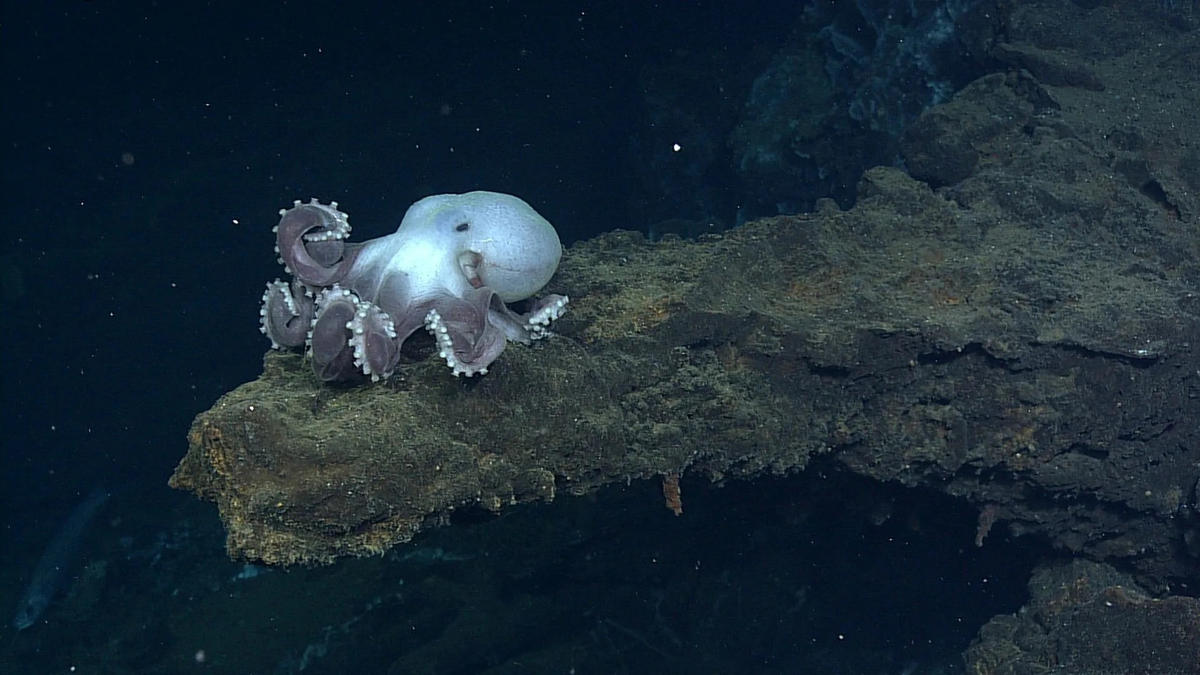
[276,200,360,287]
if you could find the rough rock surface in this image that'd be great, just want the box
[173,145,1200,580]
[966,560,1200,674]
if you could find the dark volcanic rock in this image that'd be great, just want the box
[966,560,1200,674]
[173,157,1200,583]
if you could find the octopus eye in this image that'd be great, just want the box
[455,222,469,232]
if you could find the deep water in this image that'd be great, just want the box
[5,1,1192,673]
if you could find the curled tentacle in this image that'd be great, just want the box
[275,199,358,287]
[347,301,400,381]
[485,294,570,344]
[309,286,360,381]
[260,278,314,349]
[423,287,511,377]
[525,294,569,340]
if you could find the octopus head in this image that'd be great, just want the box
[404,191,562,302]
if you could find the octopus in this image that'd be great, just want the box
[259,191,567,380]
